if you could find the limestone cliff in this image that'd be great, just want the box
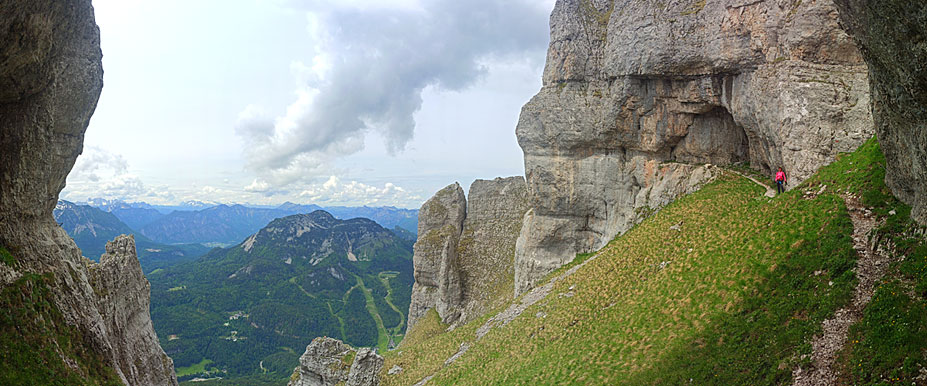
[407,177,529,332]
[457,177,529,323]
[288,337,383,386]
[514,0,874,293]
[833,0,927,225]
[407,183,467,330]
[0,0,177,384]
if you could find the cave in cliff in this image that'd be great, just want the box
[670,105,751,168]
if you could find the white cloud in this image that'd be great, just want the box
[236,0,550,187]
[297,176,419,206]
[244,179,270,192]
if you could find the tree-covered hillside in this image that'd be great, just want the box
[149,210,414,383]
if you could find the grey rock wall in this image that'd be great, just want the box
[406,178,530,333]
[288,337,383,386]
[457,177,529,323]
[514,0,874,293]
[833,0,927,225]
[89,236,178,385]
[407,183,467,330]
[0,1,177,384]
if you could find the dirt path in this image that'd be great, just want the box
[792,195,892,386]
[730,170,777,198]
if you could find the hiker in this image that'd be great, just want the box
[775,167,787,194]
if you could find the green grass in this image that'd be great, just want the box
[0,272,122,385]
[0,246,16,267]
[354,275,391,352]
[381,138,900,385]
[175,358,214,377]
[826,139,927,385]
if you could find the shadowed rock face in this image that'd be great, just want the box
[0,1,177,384]
[833,0,927,225]
[514,0,874,293]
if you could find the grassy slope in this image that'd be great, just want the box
[825,141,927,385]
[381,139,913,386]
[0,248,122,386]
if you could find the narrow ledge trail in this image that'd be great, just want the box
[791,195,892,386]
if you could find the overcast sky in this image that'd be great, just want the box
[61,0,555,209]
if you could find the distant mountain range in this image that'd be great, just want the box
[138,204,294,246]
[80,199,418,247]
[53,201,209,273]
[149,210,414,382]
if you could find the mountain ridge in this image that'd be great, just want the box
[149,210,414,383]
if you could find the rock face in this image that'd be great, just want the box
[514,0,874,293]
[0,1,177,384]
[88,236,177,385]
[289,337,383,386]
[457,177,530,322]
[833,0,927,225]
[407,178,530,332]
[407,183,467,330]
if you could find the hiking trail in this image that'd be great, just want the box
[791,195,892,386]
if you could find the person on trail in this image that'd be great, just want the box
[775,167,787,195]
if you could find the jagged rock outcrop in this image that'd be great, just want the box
[88,236,177,385]
[407,183,467,330]
[514,0,874,293]
[407,177,530,332]
[288,337,383,386]
[833,0,927,225]
[0,0,177,384]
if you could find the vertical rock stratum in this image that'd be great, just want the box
[833,0,927,225]
[514,0,875,293]
[406,177,529,332]
[0,0,177,384]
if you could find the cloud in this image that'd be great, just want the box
[237,0,551,185]
[297,176,419,206]
[62,146,177,203]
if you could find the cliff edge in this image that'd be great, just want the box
[514,0,874,293]
[0,1,177,384]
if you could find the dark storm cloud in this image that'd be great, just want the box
[236,0,552,184]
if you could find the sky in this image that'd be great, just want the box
[61,0,555,209]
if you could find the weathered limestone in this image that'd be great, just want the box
[514,0,874,293]
[833,0,927,225]
[407,178,531,332]
[289,337,383,386]
[0,1,177,384]
[89,236,178,385]
[407,183,467,330]
[457,177,529,323]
